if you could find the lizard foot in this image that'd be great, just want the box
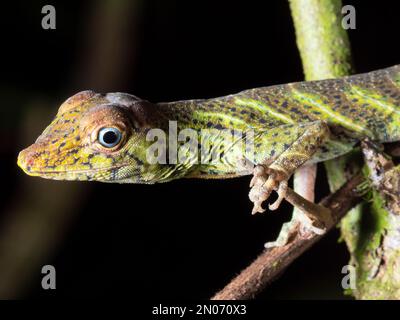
[249,165,289,215]
[264,211,326,249]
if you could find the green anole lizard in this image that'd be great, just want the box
[17,65,400,243]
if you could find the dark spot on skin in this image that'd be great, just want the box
[59,142,66,149]
[136,158,144,166]
[259,119,266,124]
[273,132,278,137]
[51,139,58,144]
[270,150,275,156]
[66,149,79,156]
[206,122,213,128]
[127,153,143,166]
[111,169,116,181]
[312,111,321,115]
[81,162,93,169]
[230,107,236,112]
[290,107,301,114]
[281,101,288,108]
[240,110,248,114]
[75,136,81,141]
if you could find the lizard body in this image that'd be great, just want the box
[18,65,400,214]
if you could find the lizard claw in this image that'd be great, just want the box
[268,180,288,211]
[251,200,266,215]
[249,165,288,214]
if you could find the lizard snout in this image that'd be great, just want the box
[17,144,42,176]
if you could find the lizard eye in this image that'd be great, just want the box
[98,127,122,148]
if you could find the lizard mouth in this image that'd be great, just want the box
[25,163,129,175]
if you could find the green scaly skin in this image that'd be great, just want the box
[17,65,400,216]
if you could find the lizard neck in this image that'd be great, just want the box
[154,99,265,178]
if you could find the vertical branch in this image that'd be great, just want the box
[289,0,353,80]
[290,0,400,299]
[289,0,353,223]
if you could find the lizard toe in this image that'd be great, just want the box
[268,180,288,211]
[249,166,289,214]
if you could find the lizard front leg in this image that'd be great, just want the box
[249,120,330,214]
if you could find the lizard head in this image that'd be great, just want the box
[17,90,172,183]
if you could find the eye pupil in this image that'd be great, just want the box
[98,127,122,148]
[103,131,118,144]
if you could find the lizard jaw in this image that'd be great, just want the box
[17,148,129,181]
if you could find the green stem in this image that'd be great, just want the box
[289,0,352,81]
[291,0,400,300]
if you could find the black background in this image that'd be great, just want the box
[0,0,399,299]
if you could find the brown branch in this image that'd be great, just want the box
[211,173,364,300]
[362,141,400,215]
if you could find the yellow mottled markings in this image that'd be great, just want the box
[346,85,400,130]
[192,111,250,128]
[234,98,295,124]
[348,85,400,114]
[90,154,113,167]
[292,89,372,135]
[283,152,310,163]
